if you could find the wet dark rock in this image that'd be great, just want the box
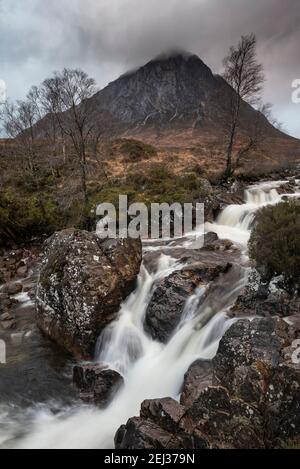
[277,181,296,195]
[204,197,221,223]
[115,417,184,450]
[212,317,300,447]
[180,359,213,407]
[212,318,292,404]
[115,399,189,449]
[182,386,265,449]
[36,229,142,359]
[141,398,186,434]
[73,363,124,408]
[256,283,270,299]
[231,287,300,318]
[204,232,234,252]
[116,316,300,449]
[1,318,17,330]
[16,266,28,277]
[2,282,23,295]
[0,312,12,321]
[203,181,246,222]
[204,232,219,245]
[144,261,232,343]
[0,248,37,287]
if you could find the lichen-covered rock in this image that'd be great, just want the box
[73,363,124,408]
[231,287,300,319]
[180,359,212,407]
[144,261,232,343]
[36,229,142,359]
[213,317,300,447]
[115,316,300,449]
[182,386,265,449]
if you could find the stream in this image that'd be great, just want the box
[0,179,298,449]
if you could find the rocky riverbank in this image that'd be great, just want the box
[0,247,38,335]
[0,174,299,449]
[115,316,300,449]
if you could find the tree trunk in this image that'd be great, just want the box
[225,123,236,180]
[225,95,241,182]
[80,157,88,206]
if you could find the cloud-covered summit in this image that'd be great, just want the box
[0,0,299,136]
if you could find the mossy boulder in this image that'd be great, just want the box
[36,229,142,359]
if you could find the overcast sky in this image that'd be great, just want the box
[0,0,299,137]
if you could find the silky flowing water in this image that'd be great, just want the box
[0,180,296,449]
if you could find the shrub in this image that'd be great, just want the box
[86,165,212,229]
[249,199,300,295]
[0,189,62,245]
[119,139,157,161]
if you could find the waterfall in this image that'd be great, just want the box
[207,181,285,247]
[1,180,295,449]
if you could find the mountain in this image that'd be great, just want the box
[33,50,299,171]
[89,51,293,145]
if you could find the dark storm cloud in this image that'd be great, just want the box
[0,0,299,136]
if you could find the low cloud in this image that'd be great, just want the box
[0,0,299,136]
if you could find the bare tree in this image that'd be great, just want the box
[223,33,265,181]
[0,96,40,176]
[41,69,98,206]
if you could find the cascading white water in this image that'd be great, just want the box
[1,180,296,449]
[95,256,181,375]
[207,181,286,247]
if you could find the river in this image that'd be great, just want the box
[0,179,298,449]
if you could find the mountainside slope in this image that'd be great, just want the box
[28,50,300,172]
[90,51,290,143]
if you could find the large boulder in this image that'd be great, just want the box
[144,261,232,343]
[36,229,142,359]
[115,317,300,449]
